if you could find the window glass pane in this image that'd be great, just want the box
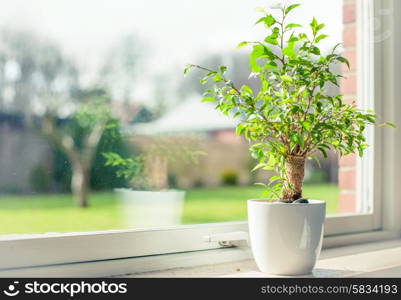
[0,0,366,234]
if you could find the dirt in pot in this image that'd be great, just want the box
[293,198,309,204]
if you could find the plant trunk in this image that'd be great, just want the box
[280,155,306,202]
[146,156,168,190]
[71,161,90,208]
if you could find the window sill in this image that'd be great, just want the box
[2,234,401,278]
[126,239,401,278]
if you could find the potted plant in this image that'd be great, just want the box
[184,3,394,275]
[104,136,201,228]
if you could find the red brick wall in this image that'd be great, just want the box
[339,0,357,212]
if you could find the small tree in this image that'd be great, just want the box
[185,3,394,202]
[42,95,117,207]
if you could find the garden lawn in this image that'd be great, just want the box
[0,184,338,235]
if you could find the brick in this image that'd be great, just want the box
[339,169,356,190]
[339,0,358,214]
[339,153,356,167]
[343,2,356,24]
[343,25,357,47]
[339,192,357,213]
[340,74,357,95]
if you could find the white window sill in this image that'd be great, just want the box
[125,239,401,278]
[2,234,401,278]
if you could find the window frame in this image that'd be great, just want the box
[1,0,401,276]
[325,0,381,236]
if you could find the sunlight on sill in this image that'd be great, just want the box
[126,239,401,278]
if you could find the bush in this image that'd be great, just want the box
[220,169,239,186]
[168,173,178,189]
[193,179,204,188]
[89,132,132,190]
[51,120,132,192]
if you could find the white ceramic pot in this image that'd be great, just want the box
[247,199,325,276]
[115,189,185,228]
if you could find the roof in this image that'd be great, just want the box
[125,97,236,135]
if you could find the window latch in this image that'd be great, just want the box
[203,231,249,248]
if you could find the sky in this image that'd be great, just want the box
[0,0,343,105]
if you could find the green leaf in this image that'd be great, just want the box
[280,75,293,83]
[241,85,253,95]
[332,43,342,53]
[249,57,260,72]
[255,17,266,25]
[318,147,328,158]
[315,34,328,43]
[212,73,222,82]
[252,163,266,172]
[264,15,276,27]
[264,36,278,45]
[201,97,215,103]
[236,124,246,135]
[251,44,266,58]
[269,175,281,183]
[236,41,248,49]
[285,4,301,15]
[310,46,320,55]
[288,35,299,43]
[296,134,304,148]
[310,155,321,168]
[310,17,318,30]
[183,64,193,75]
[310,17,323,36]
[267,155,277,167]
[301,121,312,131]
[378,122,397,128]
[336,56,350,69]
[285,23,302,30]
[264,28,279,45]
[226,80,234,88]
[256,15,276,27]
[219,65,227,73]
[358,145,364,157]
[283,45,296,58]
[299,33,308,40]
[249,44,271,72]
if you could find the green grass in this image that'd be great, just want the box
[183,184,339,224]
[0,184,338,235]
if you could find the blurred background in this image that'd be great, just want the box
[0,0,358,234]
